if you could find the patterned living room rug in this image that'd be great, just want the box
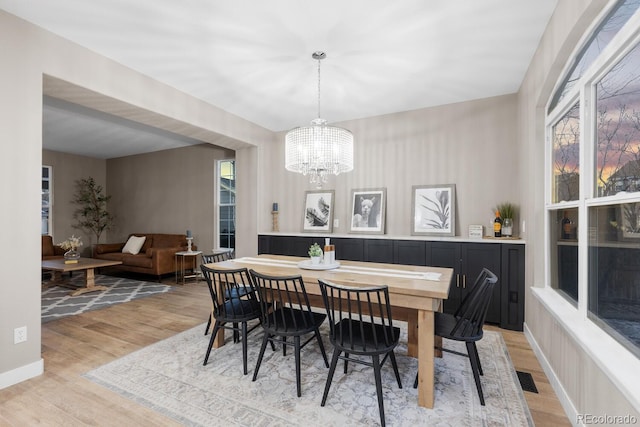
[84,322,533,426]
[42,274,173,323]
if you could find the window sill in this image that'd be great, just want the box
[532,287,640,411]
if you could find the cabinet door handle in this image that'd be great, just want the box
[456,274,460,288]
[462,275,466,289]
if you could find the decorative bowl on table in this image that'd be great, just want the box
[298,260,341,270]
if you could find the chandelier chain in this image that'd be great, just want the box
[316,56,321,119]
[284,50,354,188]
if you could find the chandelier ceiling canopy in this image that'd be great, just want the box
[285,51,354,188]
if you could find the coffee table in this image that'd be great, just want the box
[41,258,123,296]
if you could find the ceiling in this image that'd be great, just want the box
[1,0,558,159]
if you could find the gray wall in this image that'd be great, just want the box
[106,143,234,251]
[259,94,519,237]
[42,150,107,254]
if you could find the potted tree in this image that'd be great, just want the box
[71,177,115,254]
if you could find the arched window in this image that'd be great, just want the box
[546,0,640,357]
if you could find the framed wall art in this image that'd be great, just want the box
[411,184,456,236]
[349,188,386,234]
[302,190,334,233]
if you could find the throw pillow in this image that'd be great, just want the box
[122,235,146,255]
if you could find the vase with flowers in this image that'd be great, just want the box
[58,235,83,262]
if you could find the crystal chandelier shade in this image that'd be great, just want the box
[285,52,354,187]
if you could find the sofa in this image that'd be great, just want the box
[42,235,66,260]
[94,233,197,279]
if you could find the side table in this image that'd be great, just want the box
[175,250,203,285]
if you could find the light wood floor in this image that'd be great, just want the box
[0,277,570,426]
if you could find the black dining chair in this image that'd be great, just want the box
[201,265,262,375]
[201,249,235,265]
[249,269,329,397]
[318,279,402,427]
[413,267,498,405]
[201,250,246,336]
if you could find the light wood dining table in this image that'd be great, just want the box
[204,254,453,409]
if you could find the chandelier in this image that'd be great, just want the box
[285,51,354,188]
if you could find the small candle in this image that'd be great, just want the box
[273,202,278,212]
[186,230,192,238]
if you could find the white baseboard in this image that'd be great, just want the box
[523,322,580,427]
[0,358,44,390]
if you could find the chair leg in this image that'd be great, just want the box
[294,336,302,397]
[204,312,212,336]
[314,327,329,368]
[252,333,270,382]
[389,351,403,389]
[413,372,418,389]
[472,342,483,375]
[321,348,342,406]
[372,354,387,427]
[344,352,349,374]
[241,321,249,375]
[282,336,287,356]
[466,341,485,405]
[204,320,222,366]
[233,322,239,343]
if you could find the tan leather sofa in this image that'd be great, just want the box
[42,235,66,260]
[94,233,197,279]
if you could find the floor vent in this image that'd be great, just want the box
[516,371,539,393]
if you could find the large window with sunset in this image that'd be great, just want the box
[547,0,640,357]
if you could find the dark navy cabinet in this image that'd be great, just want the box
[258,234,525,330]
[430,242,501,324]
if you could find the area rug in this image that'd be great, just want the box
[84,322,533,426]
[42,274,173,323]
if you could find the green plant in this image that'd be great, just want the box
[72,177,115,245]
[308,243,323,257]
[495,202,517,219]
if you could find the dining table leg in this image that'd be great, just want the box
[407,310,418,357]
[417,308,435,408]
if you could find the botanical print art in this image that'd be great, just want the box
[302,190,334,232]
[412,184,456,236]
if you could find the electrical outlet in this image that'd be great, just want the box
[14,326,27,344]
[333,218,339,228]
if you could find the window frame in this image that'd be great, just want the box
[217,159,236,250]
[42,165,53,236]
[545,0,640,352]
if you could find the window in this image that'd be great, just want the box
[551,102,580,203]
[218,160,235,249]
[548,0,640,112]
[42,165,52,235]
[546,0,640,357]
